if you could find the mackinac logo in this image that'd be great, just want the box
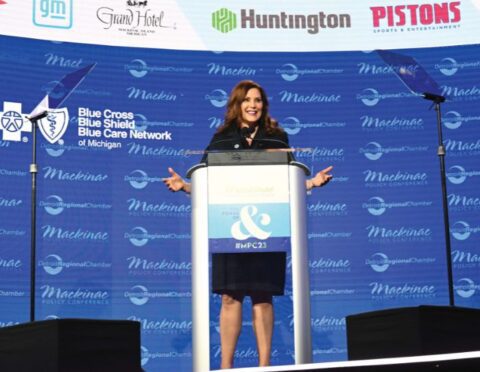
[307,257,351,273]
[308,201,347,217]
[207,62,257,77]
[0,197,22,208]
[360,115,424,131]
[129,316,192,337]
[452,249,480,269]
[363,169,428,188]
[0,255,21,271]
[211,8,351,34]
[448,192,480,212]
[357,62,418,75]
[370,282,436,300]
[40,285,109,305]
[127,198,191,217]
[0,102,31,142]
[441,84,480,101]
[127,256,191,277]
[296,146,345,162]
[279,90,341,104]
[366,224,432,242]
[44,53,83,69]
[444,138,480,157]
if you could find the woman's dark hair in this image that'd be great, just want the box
[217,80,283,135]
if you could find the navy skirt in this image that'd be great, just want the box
[212,252,286,296]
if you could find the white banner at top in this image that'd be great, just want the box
[0,0,479,51]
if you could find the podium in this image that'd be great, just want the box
[188,150,312,371]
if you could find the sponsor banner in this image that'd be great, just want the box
[0,1,479,51]
[1,20,480,368]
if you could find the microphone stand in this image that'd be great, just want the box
[28,110,48,322]
[423,93,455,306]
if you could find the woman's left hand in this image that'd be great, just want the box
[307,166,333,190]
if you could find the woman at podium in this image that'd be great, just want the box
[163,80,332,368]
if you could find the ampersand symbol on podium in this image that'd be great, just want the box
[230,205,272,240]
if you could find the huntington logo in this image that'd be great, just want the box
[212,8,237,33]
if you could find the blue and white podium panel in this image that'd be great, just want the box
[0,33,479,371]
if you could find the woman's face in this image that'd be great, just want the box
[240,88,263,127]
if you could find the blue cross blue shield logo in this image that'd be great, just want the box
[37,108,69,144]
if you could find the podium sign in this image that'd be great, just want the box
[208,165,291,253]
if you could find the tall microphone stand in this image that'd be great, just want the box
[423,93,455,306]
[28,110,48,322]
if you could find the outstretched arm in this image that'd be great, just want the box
[162,167,191,193]
[306,166,333,191]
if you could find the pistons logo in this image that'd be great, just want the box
[371,2,461,28]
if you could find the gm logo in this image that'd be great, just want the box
[33,0,73,29]
[212,8,237,33]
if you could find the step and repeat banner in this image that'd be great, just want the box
[1,1,480,371]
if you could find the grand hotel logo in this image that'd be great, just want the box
[96,4,177,35]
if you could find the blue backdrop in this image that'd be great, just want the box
[0,35,479,370]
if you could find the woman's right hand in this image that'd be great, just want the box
[163,167,188,192]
